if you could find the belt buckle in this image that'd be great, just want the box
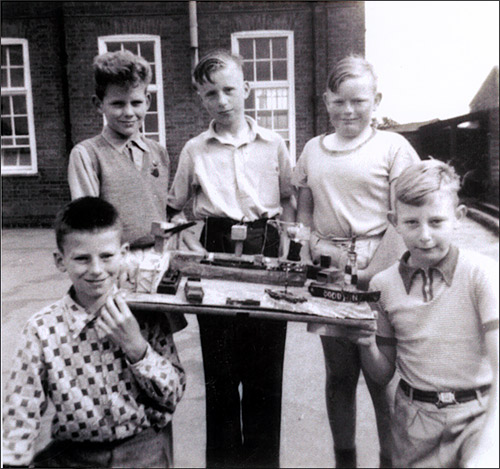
[436,391,457,408]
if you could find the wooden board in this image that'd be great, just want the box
[125,277,376,331]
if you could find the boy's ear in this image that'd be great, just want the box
[53,251,67,273]
[145,92,151,111]
[243,80,251,99]
[387,211,398,228]
[455,204,467,221]
[120,242,130,257]
[92,95,103,114]
[374,92,382,108]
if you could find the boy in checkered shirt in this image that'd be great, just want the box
[344,160,498,467]
[2,197,186,468]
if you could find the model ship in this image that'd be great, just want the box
[308,237,381,303]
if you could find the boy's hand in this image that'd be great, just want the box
[97,293,148,364]
[180,229,207,254]
[341,324,377,348]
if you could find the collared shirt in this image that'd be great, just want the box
[2,290,186,466]
[68,126,150,198]
[372,246,499,391]
[167,117,294,222]
[398,245,459,302]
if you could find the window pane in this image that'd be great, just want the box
[12,95,27,114]
[256,61,270,81]
[243,62,254,81]
[146,133,159,142]
[1,96,11,115]
[2,137,13,145]
[11,67,24,87]
[8,45,24,66]
[257,111,272,129]
[139,42,154,62]
[145,113,158,133]
[245,89,255,110]
[1,68,7,88]
[107,42,121,52]
[14,116,28,135]
[1,45,7,65]
[150,67,156,85]
[255,38,270,59]
[274,111,288,129]
[2,117,12,135]
[2,148,19,166]
[19,148,31,165]
[272,38,287,59]
[272,60,287,80]
[122,42,139,55]
[238,39,254,59]
[16,137,29,145]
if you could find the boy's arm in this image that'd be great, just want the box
[67,145,100,199]
[463,327,499,468]
[2,324,48,467]
[97,294,186,411]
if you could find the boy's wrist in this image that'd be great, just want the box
[125,341,149,364]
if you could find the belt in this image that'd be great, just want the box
[206,216,275,230]
[399,379,490,408]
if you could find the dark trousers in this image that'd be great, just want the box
[198,217,287,468]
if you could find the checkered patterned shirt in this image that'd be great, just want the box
[2,291,186,466]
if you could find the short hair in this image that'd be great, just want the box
[93,50,152,100]
[395,160,461,207]
[54,197,122,252]
[193,49,244,86]
[326,55,378,93]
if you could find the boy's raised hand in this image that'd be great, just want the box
[97,293,148,364]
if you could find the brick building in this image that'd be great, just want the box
[1,1,365,226]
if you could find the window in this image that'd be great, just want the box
[98,35,165,146]
[232,31,295,162]
[1,38,37,175]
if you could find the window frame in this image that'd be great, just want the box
[97,34,166,147]
[231,30,296,162]
[1,38,38,176]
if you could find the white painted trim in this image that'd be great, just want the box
[231,31,296,164]
[97,35,166,147]
[1,38,38,175]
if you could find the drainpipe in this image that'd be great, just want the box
[189,1,199,74]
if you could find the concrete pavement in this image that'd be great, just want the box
[2,217,498,467]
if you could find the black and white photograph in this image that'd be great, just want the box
[2,1,499,467]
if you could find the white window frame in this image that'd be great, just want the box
[97,35,166,146]
[231,30,296,162]
[1,38,37,176]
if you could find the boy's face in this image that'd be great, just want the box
[54,229,128,309]
[389,192,466,268]
[323,75,381,139]
[94,83,150,139]
[197,61,250,130]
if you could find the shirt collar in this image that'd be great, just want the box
[398,245,459,294]
[64,285,118,338]
[101,126,148,153]
[205,116,274,144]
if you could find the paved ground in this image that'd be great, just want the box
[2,216,498,468]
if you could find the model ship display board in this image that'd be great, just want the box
[125,277,377,331]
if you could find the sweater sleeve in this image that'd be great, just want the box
[68,144,100,198]
[2,322,49,467]
[127,321,186,413]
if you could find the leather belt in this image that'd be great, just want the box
[399,379,490,408]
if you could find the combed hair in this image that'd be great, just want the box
[54,197,122,252]
[395,160,461,207]
[326,55,378,93]
[93,50,152,100]
[193,49,244,86]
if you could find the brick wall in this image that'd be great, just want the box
[2,3,70,226]
[487,108,499,205]
[2,1,365,226]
